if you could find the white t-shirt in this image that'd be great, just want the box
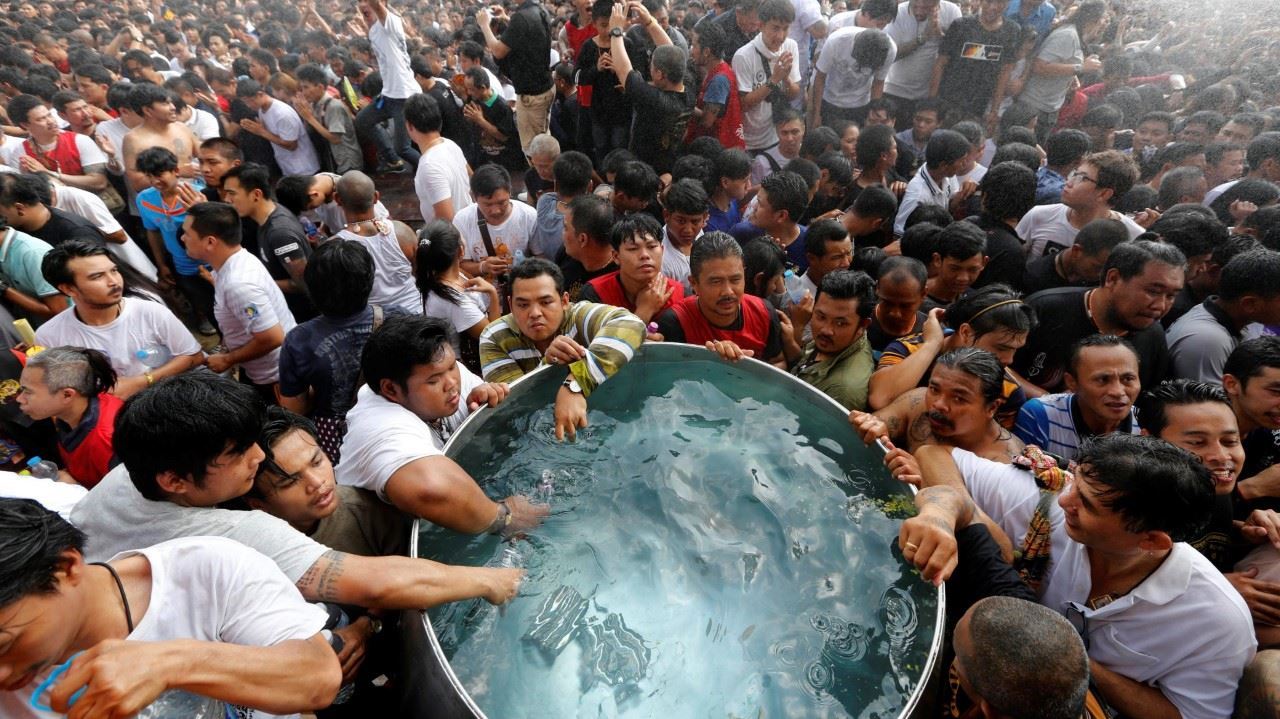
[732,34,803,151]
[662,229,695,291]
[1203,179,1237,208]
[4,536,327,719]
[423,284,491,334]
[816,27,897,109]
[1,131,108,171]
[453,201,538,262]
[212,248,297,384]
[259,99,320,176]
[368,12,418,99]
[95,117,132,178]
[35,297,202,378]
[0,471,86,520]
[786,0,825,81]
[52,185,159,280]
[883,0,962,100]
[185,107,222,141]
[416,138,473,223]
[337,366,483,500]
[70,464,329,583]
[1016,203,1145,260]
[332,224,424,314]
[952,447,1256,719]
[894,164,960,235]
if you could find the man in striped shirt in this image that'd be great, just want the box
[480,258,646,440]
[1013,335,1142,462]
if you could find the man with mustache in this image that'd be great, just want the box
[791,269,876,411]
[852,346,1025,463]
[1013,335,1142,462]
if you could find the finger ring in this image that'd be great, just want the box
[904,542,919,552]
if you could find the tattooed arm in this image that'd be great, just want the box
[295,550,523,610]
[898,485,975,585]
[914,444,1015,561]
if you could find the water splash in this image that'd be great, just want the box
[880,587,919,692]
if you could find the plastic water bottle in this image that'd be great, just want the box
[513,249,526,265]
[135,344,172,369]
[24,456,58,480]
[783,269,808,304]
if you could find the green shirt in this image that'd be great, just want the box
[791,333,874,411]
[478,301,646,396]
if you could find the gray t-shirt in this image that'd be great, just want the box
[70,464,328,583]
[1166,300,1238,384]
[1017,25,1082,113]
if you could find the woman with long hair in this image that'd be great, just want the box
[415,220,500,373]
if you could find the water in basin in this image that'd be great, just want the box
[418,348,940,718]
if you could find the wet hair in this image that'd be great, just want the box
[805,218,848,258]
[115,373,265,501]
[690,231,743,279]
[947,283,1037,337]
[136,146,179,176]
[1137,379,1232,439]
[1147,212,1228,261]
[899,222,943,265]
[306,239,374,317]
[1101,239,1187,282]
[1210,178,1280,226]
[714,148,752,182]
[878,255,927,290]
[1045,130,1091,167]
[664,178,709,216]
[185,202,242,246]
[614,161,660,203]
[924,129,971,167]
[759,171,808,224]
[1156,166,1206,210]
[742,238,787,298]
[249,406,321,496]
[1226,336,1280,388]
[609,212,663,251]
[1066,334,1137,377]
[1075,433,1214,542]
[980,162,1036,221]
[1220,250,1280,301]
[403,92,442,134]
[816,269,875,319]
[957,596,1089,719]
[933,221,986,261]
[567,194,614,246]
[990,143,1041,174]
[26,345,117,397]
[509,256,566,294]
[0,498,88,608]
[856,124,896,168]
[934,347,1005,404]
[361,315,457,395]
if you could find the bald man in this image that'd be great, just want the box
[330,171,424,314]
[954,596,1091,719]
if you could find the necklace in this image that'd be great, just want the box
[92,561,135,634]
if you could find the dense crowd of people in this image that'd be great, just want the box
[0,0,1279,716]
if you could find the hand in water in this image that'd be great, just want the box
[481,566,526,605]
[555,387,589,441]
[503,494,550,536]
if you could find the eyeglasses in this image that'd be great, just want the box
[1064,602,1091,651]
[1068,170,1099,185]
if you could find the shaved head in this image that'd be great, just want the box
[336,170,377,213]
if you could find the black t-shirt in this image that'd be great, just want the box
[711,10,753,59]
[1013,286,1170,392]
[866,310,925,353]
[654,298,784,361]
[937,16,1020,116]
[1238,427,1280,516]
[229,98,279,176]
[472,95,527,172]
[1190,492,1246,572]
[498,0,554,95]
[969,214,1025,293]
[1022,253,1077,296]
[32,208,106,248]
[625,72,694,175]
[257,206,315,321]
[577,38,635,127]
[424,80,469,150]
[555,247,616,302]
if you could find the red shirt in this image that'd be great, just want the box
[56,392,122,489]
[585,271,684,314]
[685,61,745,150]
[670,293,773,356]
[23,131,87,175]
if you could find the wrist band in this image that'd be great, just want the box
[486,499,512,535]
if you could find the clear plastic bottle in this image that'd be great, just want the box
[135,689,227,718]
[514,249,526,265]
[135,344,173,369]
[24,456,58,480]
[783,269,807,305]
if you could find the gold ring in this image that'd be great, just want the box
[905,542,919,552]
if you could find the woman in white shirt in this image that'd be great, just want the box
[415,220,500,373]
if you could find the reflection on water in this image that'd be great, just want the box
[422,353,938,718]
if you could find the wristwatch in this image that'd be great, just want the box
[609,27,624,38]
[562,376,583,394]
[1073,63,1084,74]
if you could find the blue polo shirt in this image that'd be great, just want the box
[137,188,200,276]
[1006,0,1056,39]
[0,228,60,299]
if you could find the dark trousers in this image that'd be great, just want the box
[883,93,917,131]
[356,96,421,166]
[173,272,216,329]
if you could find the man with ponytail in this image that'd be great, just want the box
[16,346,120,488]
